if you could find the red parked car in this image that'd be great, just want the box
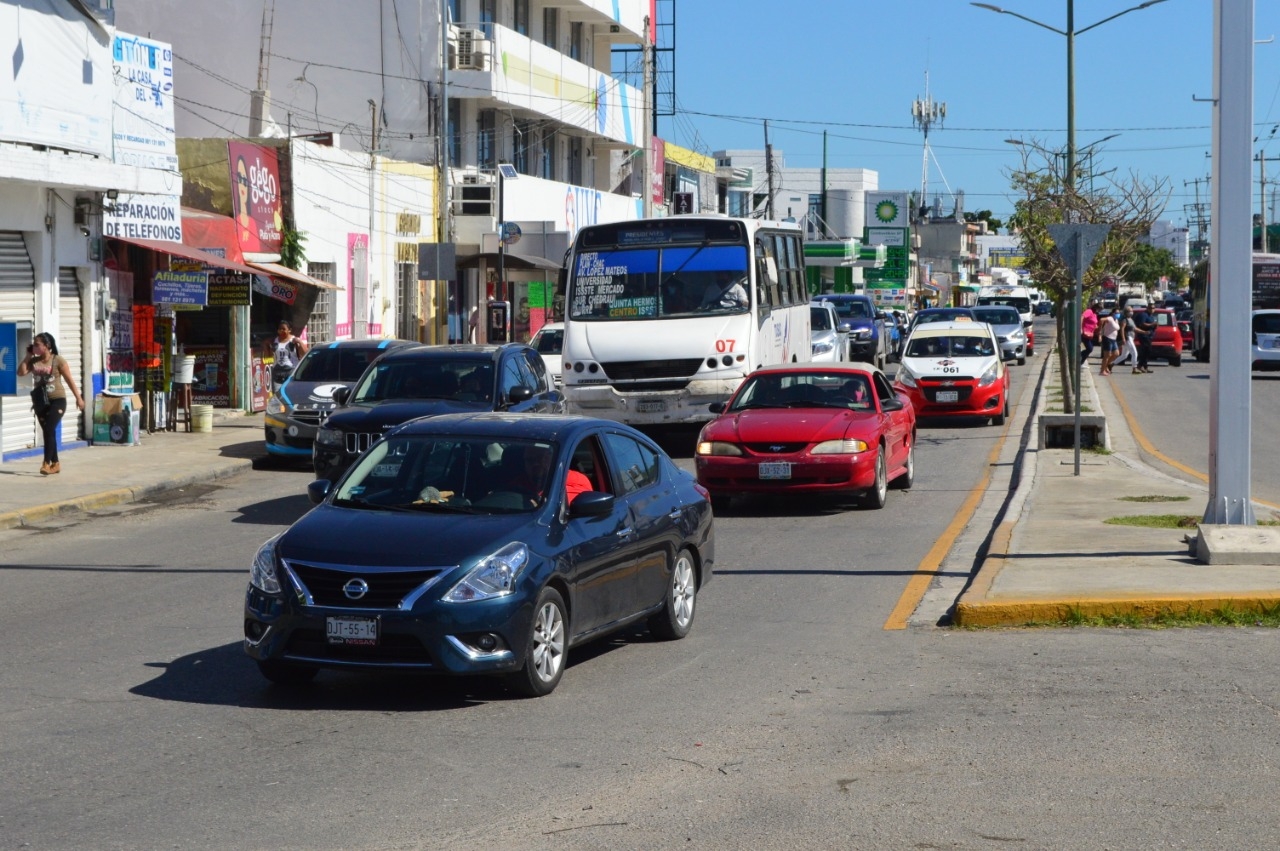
[695,363,916,511]
[1146,308,1184,366]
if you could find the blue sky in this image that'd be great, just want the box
[663,1,1280,232]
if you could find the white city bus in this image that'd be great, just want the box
[562,216,810,425]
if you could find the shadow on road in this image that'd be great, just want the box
[233,493,314,525]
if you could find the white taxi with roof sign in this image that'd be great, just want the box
[892,321,1011,425]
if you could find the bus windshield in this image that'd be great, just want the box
[569,244,750,321]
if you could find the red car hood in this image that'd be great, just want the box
[705,407,879,443]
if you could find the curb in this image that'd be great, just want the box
[0,457,254,530]
[954,594,1280,628]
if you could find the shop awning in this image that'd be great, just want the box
[109,236,263,277]
[455,251,563,272]
[247,261,339,290]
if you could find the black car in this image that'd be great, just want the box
[312,343,566,483]
[264,338,416,460]
[246,413,715,696]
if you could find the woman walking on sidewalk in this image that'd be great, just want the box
[17,332,85,475]
[1098,310,1120,375]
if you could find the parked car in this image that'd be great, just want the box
[694,363,915,511]
[1145,308,1184,366]
[264,338,417,460]
[529,322,564,387]
[894,321,1011,425]
[812,293,890,369]
[970,305,1028,365]
[246,413,714,696]
[809,301,849,363]
[312,343,565,484]
[1034,299,1054,316]
[1252,309,1280,371]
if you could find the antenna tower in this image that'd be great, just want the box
[911,72,946,219]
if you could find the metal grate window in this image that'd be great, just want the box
[397,263,419,341]
[306,262,335,342]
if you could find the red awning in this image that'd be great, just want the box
[180,207,248,265]
[246,261,339,290]
[108,236,263,277]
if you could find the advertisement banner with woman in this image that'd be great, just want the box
[227,141,284,259]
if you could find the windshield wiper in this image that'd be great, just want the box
[333,497,416,513]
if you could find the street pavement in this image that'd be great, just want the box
[4,355,1280,628]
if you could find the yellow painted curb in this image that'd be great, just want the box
[954,593,1280,627]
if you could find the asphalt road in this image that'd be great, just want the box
[5,346,1280,848]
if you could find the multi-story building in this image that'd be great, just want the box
[116,0,656,350]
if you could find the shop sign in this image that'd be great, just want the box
[153,270,208,306]
[0,323,16,396]
[111,33,177,171]
[250,356,270,412]
[228,141,284,256]
[188,345,230,406]
[208,273,252,306]
[252,274,297,306]
[104,194,183,242]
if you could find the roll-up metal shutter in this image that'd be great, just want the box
[58,268,84,441]
[0,232,37,456]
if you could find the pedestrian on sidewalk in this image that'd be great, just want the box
[1098,309,1120,375]
[17,332,85,475]
[1132,309,1156,373]
[263,320,308,390]
[1080,301,1099,365]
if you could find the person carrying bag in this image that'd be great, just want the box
[264,320,309,390]
[17,332,85,475]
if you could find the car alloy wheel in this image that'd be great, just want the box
[650,548,697,640]
[509,587,567,697]
[858,447,888,510]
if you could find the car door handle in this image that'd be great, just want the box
[616,526,634,539]
[667,509,682,521]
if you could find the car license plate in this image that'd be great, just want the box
[637,399,666,413]
[326,616,379,646]
[936,390,959,402]
[759,462,792,480]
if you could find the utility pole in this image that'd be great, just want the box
[764,119,775,220]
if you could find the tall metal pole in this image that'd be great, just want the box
[1205,0,1255,525]
[1065,0,1076,196]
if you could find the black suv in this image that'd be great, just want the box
[312,343,566,483]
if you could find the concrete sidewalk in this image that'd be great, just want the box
[953,345,1280,627]
[0,412,264,530]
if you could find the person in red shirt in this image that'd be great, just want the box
[508,444,593,508]
[1080,301,1100,365]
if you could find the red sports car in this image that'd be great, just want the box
[695,364,916,510]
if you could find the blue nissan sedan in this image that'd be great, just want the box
[245,413,715,696]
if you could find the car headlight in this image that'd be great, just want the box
[896,367,918,389]
[315,426,344,448]
[978,363,1000,387]
[265,394,288,416]
[812,339,835,355]
[812,438,869,454]
[251,534,283,594]
[444,542,529,603]
[696,440,744,456]
[852,328,872,339]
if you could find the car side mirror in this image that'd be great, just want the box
[1023,320,1033,328]
[306,479,333,505]
[332,386,351,406]
[569,491,614,518]
[507,385,534,404]
[837,322,853,333]
[708,401,726,414]
[881,397,903,412]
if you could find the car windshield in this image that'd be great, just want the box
[915,311,969,325]
[531,327,563,354]
[971,308,1020,326]
[350,357,493,404]
[334,435,558,514]
[292,346,383,382]
[906,335,996,358]
[810,307,834,331]
[730,372,874,411]
[825,299,872,319]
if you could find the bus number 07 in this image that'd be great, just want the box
[715,339,736,353]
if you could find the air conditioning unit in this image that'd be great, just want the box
[451,28,490,71]
[461,172,483,185]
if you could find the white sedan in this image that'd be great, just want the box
[530,322,564,387]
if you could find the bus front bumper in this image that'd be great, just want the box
[566,378,741,424]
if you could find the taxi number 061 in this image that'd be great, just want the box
[715,339,736,353]
[941,366,960,374]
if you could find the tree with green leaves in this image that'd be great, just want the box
[1006,139,1170,414]
[964,210,1004,234]
[1125,242,1187,291]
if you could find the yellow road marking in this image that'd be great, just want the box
[883,413,1009,630]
